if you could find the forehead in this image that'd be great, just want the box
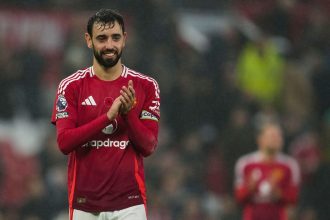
[92,21,123,36]
[261,125,282,136]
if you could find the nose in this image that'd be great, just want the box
[105,39,115,50]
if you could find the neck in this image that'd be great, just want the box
[93,60,123,81]
[260,150,277,162]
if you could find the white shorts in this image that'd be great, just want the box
[71,204,147,220]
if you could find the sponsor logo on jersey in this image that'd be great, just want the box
[128,195,140,200]
[56,94,68,112]
[102,119,118,134]
[83,139,129,149]
[56,112,68,119]
[140,110,158,121]
[149,100,160,116]
[82,95,97,106]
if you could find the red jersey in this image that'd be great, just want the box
[51,65,160,212]
[234,151,300,220]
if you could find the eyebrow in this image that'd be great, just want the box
[95,33,122,38]
[112,33,121,38]
[95,34,107,39]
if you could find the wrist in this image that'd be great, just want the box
[106,112,117,121]
[272,187,282,200]
[121,99,137,115]
[122,109,137,120]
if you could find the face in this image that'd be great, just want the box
[258,124,283,156]
[85,21,126,68]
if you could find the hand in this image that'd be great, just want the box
[247,171,259,192]
[119,80,136,114]
[247,175,258,192]
[269,179,282,201]
[270,186,282,201]
[106,96,122,121]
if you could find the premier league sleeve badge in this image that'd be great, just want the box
[55,94,69,119]
[56,94,68,112]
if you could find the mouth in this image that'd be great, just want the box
[102,51,117,58]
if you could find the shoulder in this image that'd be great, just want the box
[57,67,93,95]
[278,153,300,183]
[123,66,160,98]
[236,151,259,170]
[123,66,158,84]
[277,153,299,170]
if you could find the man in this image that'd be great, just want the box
[234,121,300,220]
[51,9,160,220]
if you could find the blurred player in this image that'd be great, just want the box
[51,9,160,220]
[234,120,300,220]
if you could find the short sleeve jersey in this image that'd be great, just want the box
[51,65,160,212]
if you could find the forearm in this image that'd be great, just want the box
[123,111,158,157]
[56,114,110,155]
[235,185,254,204]
[278,185,299,204]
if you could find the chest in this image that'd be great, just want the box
[245,163,290,186]
[76,79,145,125]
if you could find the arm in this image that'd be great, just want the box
[235,177,257,204]
[56,114,110,155]
[234,158,256,204]
[119,79,160,157]
[277,185,299,204]
[235,186,252,204]
[122,111,158,157]
[277,158,300,204]
[54,94,122,155]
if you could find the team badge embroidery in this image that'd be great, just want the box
[102,119,118,134]
[56,94,68,112]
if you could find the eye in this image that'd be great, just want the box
[96,35,107,42]
[112,34,121,41]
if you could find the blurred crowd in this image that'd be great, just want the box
[0,0,330,219]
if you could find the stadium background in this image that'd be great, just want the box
[0,0,329,219]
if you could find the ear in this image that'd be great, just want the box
[85,33,93,49]
[122,31,127,48]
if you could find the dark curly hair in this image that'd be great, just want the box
[87,9,125,37]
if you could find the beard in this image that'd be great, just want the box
[93,46,122,68]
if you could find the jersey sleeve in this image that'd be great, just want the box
[51,82,78,125]
[280,157,300,204]
[51,80,111,155]
[122,78,160,157]
[234,157,253,204]
[140,79,160,122]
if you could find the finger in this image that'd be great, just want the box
[128,80,135,97]
[121,86,134,101]
[114,96,122,104]
[119,96,127,106]
[119,96,130,111]
[120,92,132,107]
[120,89,132,103]
[120,97,134,114]
[128,86,135,99]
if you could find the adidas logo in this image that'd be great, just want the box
[82,96,97,106]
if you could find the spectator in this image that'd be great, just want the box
[236,31,284,107]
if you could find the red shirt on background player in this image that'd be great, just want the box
[51,9,160,220]
[234,121,300,220]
